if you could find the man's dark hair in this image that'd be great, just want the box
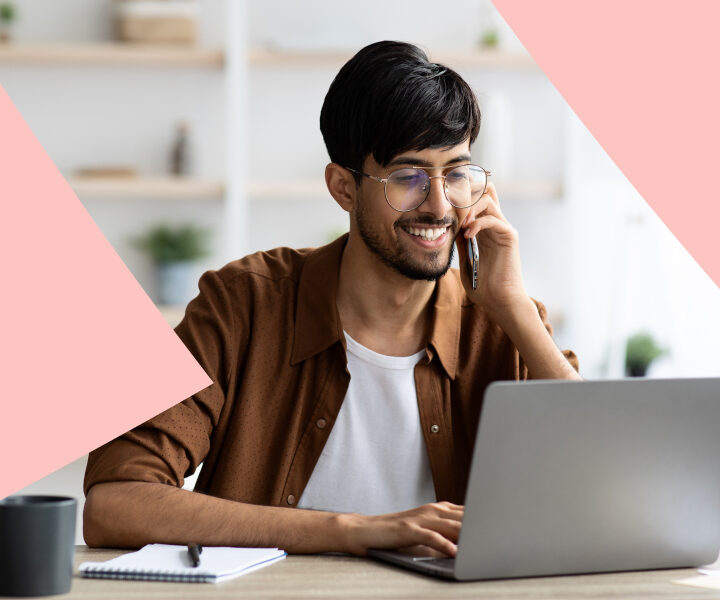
[320,41,481,178]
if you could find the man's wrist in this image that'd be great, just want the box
[487,296,581,380]
[333,512,368,556]
[485,295,537,333]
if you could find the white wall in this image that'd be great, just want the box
[564,111,720,378]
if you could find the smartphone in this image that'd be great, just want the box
[467,237,479,290]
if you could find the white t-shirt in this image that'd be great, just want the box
[297,332,436,515]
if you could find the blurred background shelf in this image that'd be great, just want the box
[249,48,537,69]
[0,43,225,67]
[68,176,225,199]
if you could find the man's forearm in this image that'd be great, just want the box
[84,481,463,556]
[492,297,582,381]
[84,481,349,553]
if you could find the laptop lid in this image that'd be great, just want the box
[455,378,720,581]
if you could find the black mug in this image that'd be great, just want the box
[0,496,77,597]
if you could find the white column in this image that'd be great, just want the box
[224,0,249,261]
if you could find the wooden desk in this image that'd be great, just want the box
[66,546,715,599]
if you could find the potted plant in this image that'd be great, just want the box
[133,223,210,305]
[624,332,667,377]
[0,2,16,43]
[479,28,499,49]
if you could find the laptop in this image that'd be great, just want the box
[369,378,720,580]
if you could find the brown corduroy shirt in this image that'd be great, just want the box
[84,234,579,507]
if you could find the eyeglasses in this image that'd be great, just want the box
[345,164,491,212]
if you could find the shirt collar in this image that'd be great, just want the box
[291,235,347,365]
[291,233,462,380]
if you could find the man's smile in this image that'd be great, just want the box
[401,225,448,242]
[397,220,457,250]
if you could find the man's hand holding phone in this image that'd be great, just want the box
[456,182,531,323]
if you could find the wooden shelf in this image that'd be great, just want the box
[248,179,562,201]
[432,50,537,69]
[250,48,537,70]
[68,176,225,199]
[0,43,224,67]
[0,44,531,69]
[498,179,564,200]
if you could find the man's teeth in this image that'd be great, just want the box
[403,226,448,241]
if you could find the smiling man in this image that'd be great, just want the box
[83,41,580,558]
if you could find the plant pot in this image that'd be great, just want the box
[626,364,648,377]
[156,261,195,306]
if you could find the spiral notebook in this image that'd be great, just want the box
[79,544,286,583]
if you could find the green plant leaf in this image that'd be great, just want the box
[624,332,667,371]
[0,3,16,22]
[131,223,211,264]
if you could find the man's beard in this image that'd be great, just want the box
[355,197,455,281]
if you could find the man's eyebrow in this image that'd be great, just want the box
[386,153,473,168]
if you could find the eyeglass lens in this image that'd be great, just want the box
[386,165,487,211]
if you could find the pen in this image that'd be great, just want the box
[187,543,203,567]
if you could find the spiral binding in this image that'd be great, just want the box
[80,565,212,583]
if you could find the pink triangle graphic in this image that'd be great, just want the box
[0,86,212,498]
[492,0,720,289]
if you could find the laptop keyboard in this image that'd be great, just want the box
[411,557,456,568]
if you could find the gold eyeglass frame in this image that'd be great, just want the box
[344,164,491,213]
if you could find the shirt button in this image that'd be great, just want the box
[316,418,327,429]
[287,494,296,505]
[430,424,440,434]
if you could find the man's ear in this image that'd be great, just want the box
[325,163,357,213]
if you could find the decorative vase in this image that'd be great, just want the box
[156,261,195,306]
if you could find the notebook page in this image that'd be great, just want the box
[79,544,286,580]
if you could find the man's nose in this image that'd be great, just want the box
[420,176,452,220]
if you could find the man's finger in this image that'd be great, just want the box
[486,181,499,205]
[422,517,462,543]
[481,194,507,221]
[427,503,464,521]
[438,508,464,522]
[435,501,464,510]
[463,215,513,240]
[413,529,458,557]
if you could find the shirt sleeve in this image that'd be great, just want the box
[84,269,238,495]
[518,298,580,380]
